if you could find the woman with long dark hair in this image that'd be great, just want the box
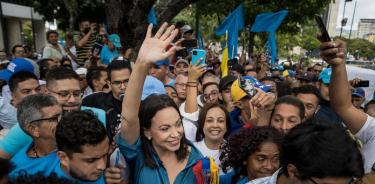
[116,23,202,184]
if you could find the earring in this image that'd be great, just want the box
[147,137,152,140]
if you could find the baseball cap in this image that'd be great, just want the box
[0,58,34,82]
[181,25,193,34]
[352,87,365,98]
[154,59,170,66]
[108,34,122,48]
[219,75,236,92]
[297,72,318,82]
[319,68,332,84]
[141,75,166,100]
[175,59,189,66]
[231,76,271,101]
[75,67,87,76]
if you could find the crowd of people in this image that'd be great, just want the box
[0,19,374,184]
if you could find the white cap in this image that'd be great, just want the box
[75,67,87,76]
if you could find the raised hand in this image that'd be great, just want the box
[137,23,179,64]
[188,62,206,82]
[320,40,346,67]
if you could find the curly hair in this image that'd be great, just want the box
[220,126,283,176]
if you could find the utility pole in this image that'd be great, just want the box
[348,1,357,39]
[340,0,352,38]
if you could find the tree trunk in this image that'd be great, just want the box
[248,31,255,59]
[104,0,199,60]
[63,0,78,31]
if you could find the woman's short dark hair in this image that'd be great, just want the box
[271,95,305,120]
[280,120,364,180]
[139,94,188,168]
[220,126,283,175]
[195,103,231,142]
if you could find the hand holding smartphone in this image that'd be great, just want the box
[315,14,331,42]
[191,49,206,66]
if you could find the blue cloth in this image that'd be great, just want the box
[0,96,17,129]
[315,102,343,125]
[148,6,158,26]
[141,76,166,100]
[251,10,288,64]
[0,106,106,156]
[319,68,332,84]
[54,163,105,184]
[9,144,60,178]
[215,4,245,58]
[100,45,119,65]
[229,108,244,134]
[166,79,176,87]
[115,135,203,184]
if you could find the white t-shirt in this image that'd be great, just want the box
[193,140,222,174]
[179,101,199,142]
[355,115,375,173]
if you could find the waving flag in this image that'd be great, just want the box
[251,10,288,64]
[148,6,157,25]
[215,4,245,59]
[221,32,229,77]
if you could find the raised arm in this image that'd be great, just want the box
[320,40,367,133]
[120,23,178,144]
[185,63,205,113]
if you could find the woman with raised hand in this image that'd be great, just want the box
[115,23,203,184]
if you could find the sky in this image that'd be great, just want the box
[336,0,375,30]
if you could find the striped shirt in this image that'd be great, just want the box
[73,32,103,66]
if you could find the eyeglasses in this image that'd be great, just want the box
[111,79,129,87]
[48,88,82,99]
[204,90,219,101]
[175,83,187,88]
[29,114,62,124]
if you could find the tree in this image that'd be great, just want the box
[341,38,375,60]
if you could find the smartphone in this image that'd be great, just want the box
[181,39,198,48]
[238,76,257,98]
[353,80,370,88]
[91,43,103,56]
[191,49,206,65]
[314,14,331,42]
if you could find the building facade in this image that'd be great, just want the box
[357,19,375,39]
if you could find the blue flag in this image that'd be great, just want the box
[148,6,157,25]
[251,10,288,64]
[215,4,245,59]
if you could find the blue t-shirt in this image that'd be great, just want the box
[115,135,203,184]
[9,144,60,178]
[0,106,106,156]
[100,45,119,65]
[54,163,105,184]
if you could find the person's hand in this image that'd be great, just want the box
[349,78,361,87]
[90,23,97,33]
[188,62,206,82]
[105,167,122,184]
[250,88,276,110]
[137,23,179,64]
[320,39,346,67]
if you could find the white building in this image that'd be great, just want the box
[324,0,340,37]
[0,1,46,53]
[357,19,375,39]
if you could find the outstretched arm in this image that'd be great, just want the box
[120,23,178,144]
[320,40,367,134]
